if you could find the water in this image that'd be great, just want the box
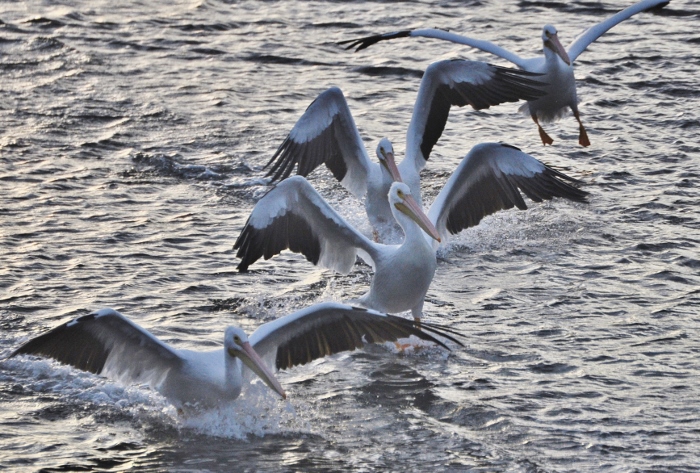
[1,0,698,471]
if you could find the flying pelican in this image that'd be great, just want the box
[235,144,588,321]
[264,59,546,233]
[340,0,670,147]
[9,303,461,412]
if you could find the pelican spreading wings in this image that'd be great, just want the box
[10,303,461,412]
[235,143,588,321]
[340,0,670,147]
[236,177,442,321]
[264,59,546,233]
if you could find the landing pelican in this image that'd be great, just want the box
[236,178,441,321]
[264,59,545,233]
[340,0,669,146]
[9,303,460,412]
[235,145,587,321]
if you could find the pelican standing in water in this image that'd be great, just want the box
[264,59,545,234]
[9,303,461,413]
[235,144,588,322]
[340,0,670,146]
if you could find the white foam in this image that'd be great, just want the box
[179,382,310,439]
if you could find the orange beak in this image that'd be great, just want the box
[381,150,403,183]
[234,342,286,399]
[547,33,571,65]
[395,194,441,242]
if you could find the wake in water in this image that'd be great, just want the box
[2,355,307,439]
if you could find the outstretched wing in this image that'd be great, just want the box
[264,87,374,198]
[234,176,378,273]
[340,28,527,68]
[405,59,546,170]
[250,302,463,371]
[567,0,669,62]
[10,309,182,388]
[428,143,588,241]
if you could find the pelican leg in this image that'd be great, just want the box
[573,109,590,147]
[531,114,554,146]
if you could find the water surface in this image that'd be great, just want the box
[1,0,699,471]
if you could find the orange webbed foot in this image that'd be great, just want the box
[532,114,554,146]
[578,125,591,147]
[538,126,554,146]
[573,110,590,147]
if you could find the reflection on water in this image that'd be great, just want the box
[1,0,699,471]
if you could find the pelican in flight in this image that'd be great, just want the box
[340,0,670,147]
[9,303,461,412]
[235,143,588,322]
[264,59,545,233]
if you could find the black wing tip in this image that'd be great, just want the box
[347,306,464,347]
[348,306,464,348]
[10,314,94,358]
[531,167,590,204]
[337,30,413,52]
[645,1,669,12]
[385,314,465,350]
[543,165,589,186]
[9,313,111,375]
[233,210,322,273]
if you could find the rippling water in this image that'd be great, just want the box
[1,0,698,471]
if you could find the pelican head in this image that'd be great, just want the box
[388,182,441,242]
[376,137,402,182]
[542,24,571,66]
[225,327,286,399]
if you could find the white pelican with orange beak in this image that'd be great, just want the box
[9,304,461,413]
[235,177,442,322]
[340,0,669,146]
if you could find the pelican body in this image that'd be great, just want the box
[10,304,461,412]
[359,182,438,316]
[340,0,670,146]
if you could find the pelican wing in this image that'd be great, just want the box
[428,143,588,240]
[10,309,182,388]
[250,302,462,371]
[340,28,527,68]
[406,59,545,170]
[234,176,378,273]
[567,0,669,62]
[264,87,373,198]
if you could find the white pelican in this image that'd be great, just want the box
[235,145,587,321]
[236,178,442,321]
[264,59,545,232]
[340,0,670,147]
[9,303,461,412]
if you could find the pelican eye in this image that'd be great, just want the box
[397,189,405,199]
[233,335,242,344]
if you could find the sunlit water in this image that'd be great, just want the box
[1,0,698,471]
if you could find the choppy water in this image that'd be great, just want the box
[1,0,698,471]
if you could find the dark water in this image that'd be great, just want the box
[1,0,699,471]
